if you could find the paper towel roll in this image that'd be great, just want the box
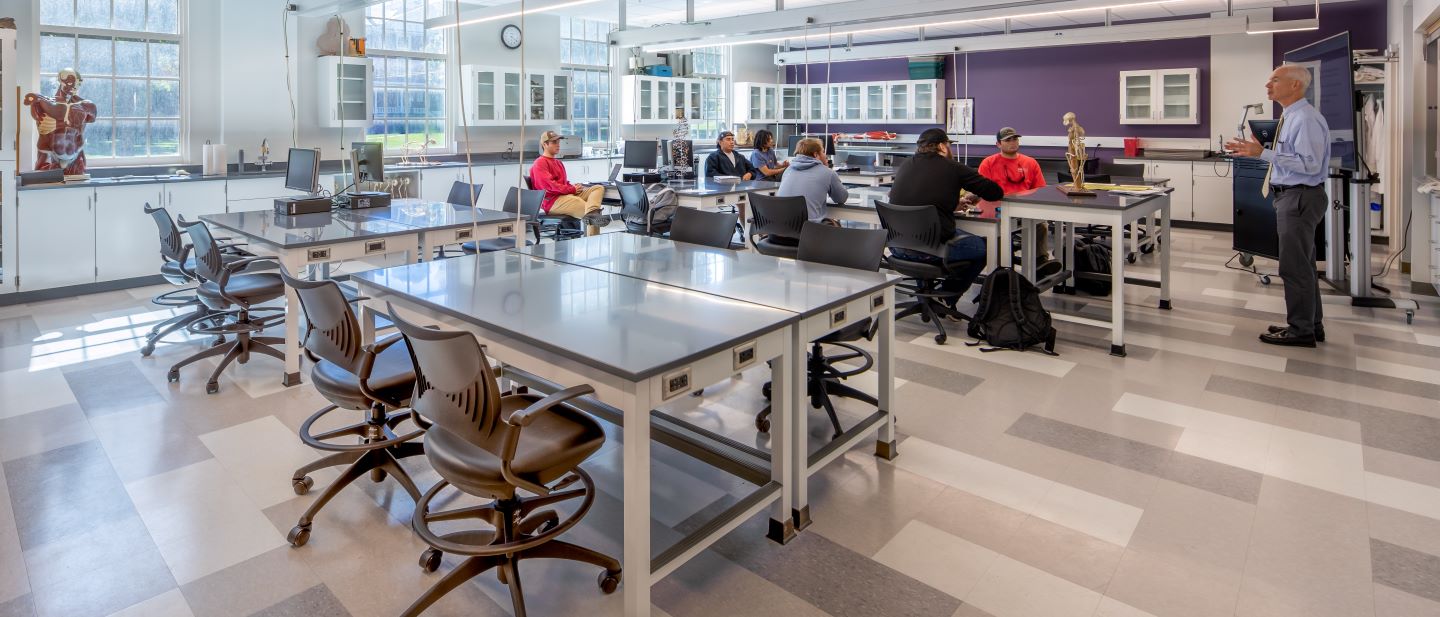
[203,143,227,176]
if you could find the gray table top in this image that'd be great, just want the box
[352,252,798,382]
[668,179,780,196]
[511,234,898,318]
[1002,185,1168,211]
[836,166,896,176]
[201,209,422,249]
[349,200,519,229]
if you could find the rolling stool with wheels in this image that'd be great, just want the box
[389,307,620,617]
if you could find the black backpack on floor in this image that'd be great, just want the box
[966,267,1058,355]
[1073,238,1112,296]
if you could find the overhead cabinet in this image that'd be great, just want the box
[462,66,571,126]
[1119,68,1199,125]
[318,56,373,128]
[748,80,942,124]
[621,75,703,125]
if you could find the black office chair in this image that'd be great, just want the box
[141,204,220,357]
[388,308,620,617]
[167,218,286,394]
[876,201,975,345]
[280,272,424,547]
[757,222,888,437]
[1100,163,1144,178]
[845,154,874,167]
[524,174,585,241]
[669,208,739,249]
[446,180,484,209]
[617,181,671,235]
[747,193,807,258]
[465,188,545,253]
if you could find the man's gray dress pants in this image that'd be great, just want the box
[1274,185,1327,337]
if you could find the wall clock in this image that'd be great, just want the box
[501,24,522,49]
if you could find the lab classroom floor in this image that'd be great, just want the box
[0,227,1438,617]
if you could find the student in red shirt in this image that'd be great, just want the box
[530,130,609,235]
[976,127,1045,194]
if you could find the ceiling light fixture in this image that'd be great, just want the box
[430,0,604,30]
[1244,18,1318,34]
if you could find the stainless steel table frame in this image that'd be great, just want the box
[998,188,1173,356]
[352,254,802,617]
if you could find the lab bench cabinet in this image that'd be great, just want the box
[623,76,703,125]
[1114,157,1234,223]
[15,186,96,290]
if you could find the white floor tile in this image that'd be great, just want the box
[1414,333,1440,347]
[908,335,1076,378]
[0,367,77,419]
[1095,595,1162,617]
[1113,393,1267,441]
[1365,471,1440,522]
[125,459,286,585]
[1263,427,1367,499]
[104,589,194,617]
[1123,332,1286,372]
[872,520,1000,601]
[1357,356,1440,386]
[893,437,1137,546]
[963,541,1104,617]
[198,416,339,509]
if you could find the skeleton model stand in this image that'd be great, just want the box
[1061,112,1095,197]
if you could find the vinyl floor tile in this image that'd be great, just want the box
[103,589,193,617]
[0,368,77,420]
[178,547,321,617]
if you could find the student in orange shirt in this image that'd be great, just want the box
[976,127,1045,194]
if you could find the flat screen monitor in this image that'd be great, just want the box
[786,134,835,156]
[351,141,384,183]
[623,140,658,170]
[1282,31,1356,172]
[285,148,320,194]
[1249,119,1280,148]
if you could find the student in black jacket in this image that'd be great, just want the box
[704,131,756,180]
[887,128,1004,303]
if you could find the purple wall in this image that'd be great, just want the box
[1273,0,1388,68]
[787,38,1212,140]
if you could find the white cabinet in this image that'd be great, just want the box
[420,167,467,203]
[826,84,843,122]
[16,186,96,290]
[464,66,570,126]
[165,180,228,221]
[862,82,886,122]
[886,82,912,122]
[623,76,703,125]
[882,80,942,124]
[317,56,373,128]
[1119,68,1199,125]
[842,84,863,121]
[95,184,166,282]
[226,176,306,213]
[1190,163,1233,224]
[778,85,804,122]
[732,82,779,123]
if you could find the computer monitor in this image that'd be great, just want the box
[623,140,658,171]
[1248,119,1280,149]
[285,148,320,194]
[787,134,835,156]
[351,141,384,183]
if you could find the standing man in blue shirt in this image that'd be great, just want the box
[1226,65,1332,347]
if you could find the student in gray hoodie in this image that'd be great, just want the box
[776,138,849,223]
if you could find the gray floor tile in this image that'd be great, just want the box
[0,317,40,349]
[1372,539,1440,604]
[23,515,175,617]
[0,403,96,463]
[180,547,322,617]
[1286,358,1440,401]
[62,361,167,418]
[1354,334,1440,358]
[0,595,34,617]
[248,585,350,617]
[894,357,985,395]
[3,441,137,550]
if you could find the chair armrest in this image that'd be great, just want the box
[507,384,595,428]
[357,333,408,408]
[497,383,595,495]
[221,255,280,273]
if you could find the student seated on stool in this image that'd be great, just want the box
[530,130,609,235]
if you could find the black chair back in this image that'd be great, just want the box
[145,203,187,266]
[1058,172,1111,184]
[1101,163,1144,177]
[798,222,886,271]
[446,181,483,208]
[875,201,948,260]
[178,216,226,282]
[280,270,365,374]
[748,193,807,242]
[617,182,649,221]
[503,187,545,217]
[845,154,873,167]
[388,306,506,455]
[522,174,536,191]
[669,208,738,249]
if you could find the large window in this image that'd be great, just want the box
[365,0,447,150]
[561,18,612,145]
[38,0,182,160]
[692,47,727,141]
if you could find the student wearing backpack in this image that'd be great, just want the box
[888,128,1005,306]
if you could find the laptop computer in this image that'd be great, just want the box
[593,163,623,187]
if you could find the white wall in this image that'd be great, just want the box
[451,13,566,153]
[1209,8,1274,149]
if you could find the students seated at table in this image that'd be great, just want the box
[777,137,848,224]
[887,128,1004,305]
[530,130,609,235]
[969,127,1060,276]
[749,129,788,181]
[704,131,756,180]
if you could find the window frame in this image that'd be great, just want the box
[364,0,451,154]
[560,18,614,147]
[35,0,188,167]
[691,46,728,142]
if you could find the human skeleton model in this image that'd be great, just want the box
[1063,111,1088,190]
[24,69,98,177]
[671,109,692,170]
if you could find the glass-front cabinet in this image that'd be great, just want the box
[779,86,803,121]
[804,85,825,122]
[551,74,569,122]
[317,56,373,128]
[887,82,910,122]
[864,83,886,121]
[731,82,780,123]
[624,76,704,125]
[843,85,862,120]
[1119,68,1197,125]
[463,66,572,126]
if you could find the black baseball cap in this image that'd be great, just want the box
[996,127,1021,142]
[917,128,950,147]
[718,131,735,142]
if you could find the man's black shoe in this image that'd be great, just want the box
[1259,330,1316,347]
[1267,324,1324,342]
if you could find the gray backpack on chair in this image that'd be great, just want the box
[643,183,679,227]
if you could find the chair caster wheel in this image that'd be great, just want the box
[756,416,770,433]
[934,333,947,345]
[206,381,220,395]
[371,469,387,483]
[212,337,226,347]
[598,570,622,594]
[287,525,310,547]
[1141,244,1154,254]
[167,369,180,383]
[419,548,442,573]
[1260,275,1272,285]
[1127,254,1137,264]
[140,343,155,357]
[292,476,314,495]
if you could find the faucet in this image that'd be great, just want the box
[256,139,271,172]
[237,149,246,173]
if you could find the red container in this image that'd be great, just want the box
[1123,137,1141,157]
